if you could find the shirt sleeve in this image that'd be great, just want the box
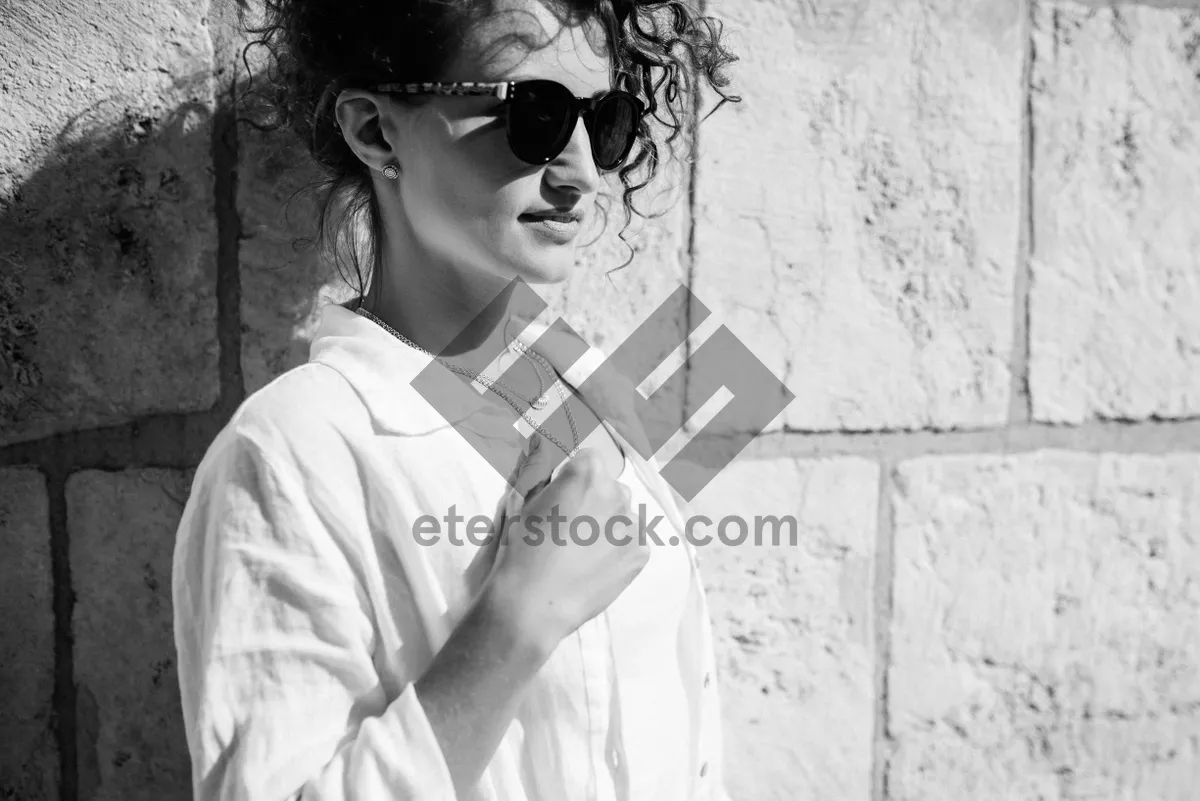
[172,428,457,801]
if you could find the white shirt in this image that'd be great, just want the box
[172,301,729,800]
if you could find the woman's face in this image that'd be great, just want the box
[386,0,614,286]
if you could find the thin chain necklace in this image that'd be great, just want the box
[354,305,581,458]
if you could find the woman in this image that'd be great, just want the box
[172,0,739,798]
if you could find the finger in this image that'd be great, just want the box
[562,447,608,481]
[513,434,558,500]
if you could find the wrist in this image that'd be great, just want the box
[476,574,562,668]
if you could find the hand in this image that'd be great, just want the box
[485,436,648,649]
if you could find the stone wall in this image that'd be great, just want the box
[2,0,1199,799]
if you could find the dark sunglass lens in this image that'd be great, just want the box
[590,93,639,170]
[508,82,574,163]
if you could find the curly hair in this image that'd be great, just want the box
[234,0,740,295]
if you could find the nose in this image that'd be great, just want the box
[543,116,603,197]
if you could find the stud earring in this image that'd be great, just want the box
[382,163,400,180]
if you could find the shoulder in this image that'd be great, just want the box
[241,361,368,432]
[198,362,373,485]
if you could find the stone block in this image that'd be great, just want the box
[0,469,57,799]
[689,456,879,800]
[889,451,1200,800]
[0,1,219,446]
[694,0,1022,432]
[69,469,193,801]
[1030,5,1200,423]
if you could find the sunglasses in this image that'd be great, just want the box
[372,79,645,171]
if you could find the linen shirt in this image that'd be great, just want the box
[172,301,729,800]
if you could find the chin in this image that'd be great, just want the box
[510,254,576,286]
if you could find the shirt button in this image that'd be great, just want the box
[700,762,709,778]
[704,673,712,688]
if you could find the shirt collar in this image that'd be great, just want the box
[307,301,613,437]
[308,301,682,527]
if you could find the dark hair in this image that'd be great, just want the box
[235,0,740,294]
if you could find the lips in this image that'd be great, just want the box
[519,209,585,244]
[520,209,584,223]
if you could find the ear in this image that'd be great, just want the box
[334,89,402,174]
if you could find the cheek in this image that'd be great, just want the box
[416,122,520,219]
[421,168,520,237]
[403,158,533,265]
[401,115,550,264]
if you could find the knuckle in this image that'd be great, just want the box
[566,449,594,477]
[579,448,604,473]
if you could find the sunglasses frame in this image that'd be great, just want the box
[371,80,645,170]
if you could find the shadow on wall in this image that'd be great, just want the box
[0,69,340,449]
[0,69,338,799]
